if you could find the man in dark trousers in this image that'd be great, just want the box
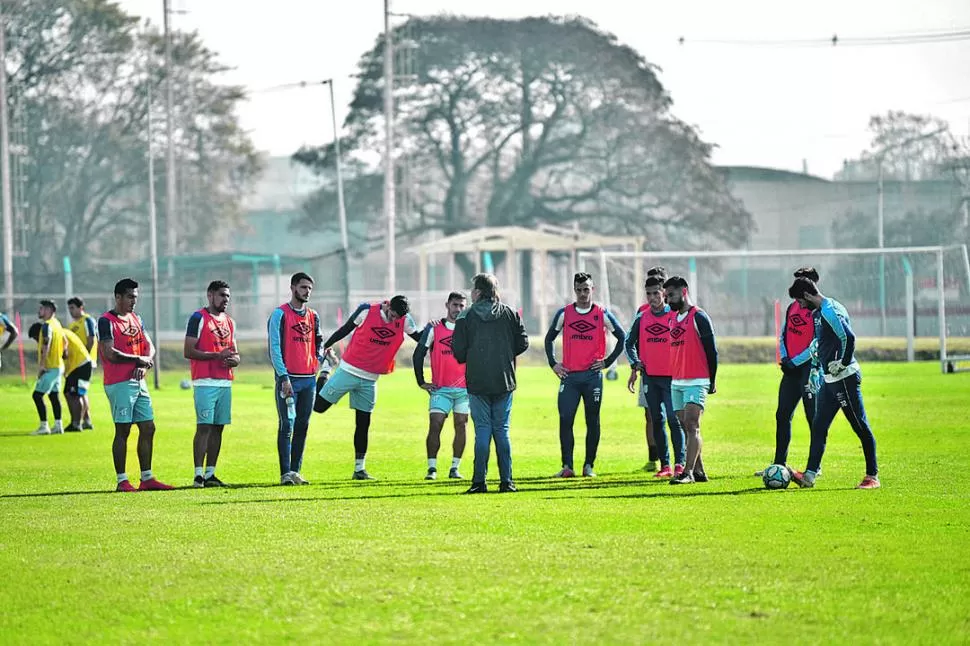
[451,273,529,494]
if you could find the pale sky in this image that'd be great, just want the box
[119,0,970,179]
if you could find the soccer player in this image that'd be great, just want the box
[59,327,94,432]
[184,280,240,488]
[98,278,173,491]
[788,278,880,489]
[0,311,18,372]
[768,267,820,470]
[664,276,719,485]
[67,297,98,430]
[625,275,687,478]
[268,272,325,486]
[637,266,667,470]
[29,300,65,436]
[316,295,422,480]
[544,272,626,478]
[413,292,469,480]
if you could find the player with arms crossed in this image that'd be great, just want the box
[98,278,173,491]
[545,272,626,478]
[316,295,422,480]
[67,297,98,430]
[787,278,880,489]
[29,300,65,436]
[626,274,686,478]
[413,292,469,480]
[185,280,240,488]
[664,277,719,485]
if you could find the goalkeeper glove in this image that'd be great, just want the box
[827,360,846,377]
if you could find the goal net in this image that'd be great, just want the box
[581,245,970,374]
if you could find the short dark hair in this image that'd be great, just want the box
[574,272,593,284]
[647,266,667,279]
[644,276,664,290]
[290,272,314,286]
[472,273,499,302]
[67,297,84,308]
[28,322,42,341]
[793,266,820,283]
[389,295,410,317]
[663,275,689,290]
[39,299,56,312]
[114,278,138,296]
[447,291,467,302]
[788,277,819,300]
[207,280,230,293]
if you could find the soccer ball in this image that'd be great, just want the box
[179,379,191,390]
[762,464,791,490]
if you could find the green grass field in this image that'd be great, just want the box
[1,363,969,644]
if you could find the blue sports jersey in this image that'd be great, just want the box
[813,297,860,383]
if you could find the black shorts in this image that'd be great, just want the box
[65,363,93,396]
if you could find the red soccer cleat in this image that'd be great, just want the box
[138,478,175,491]
[856,475,880,490]
[673,464,685,477]
[654,465,674,478]
[116,480,137,493]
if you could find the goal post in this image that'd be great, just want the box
[579,244,970,374]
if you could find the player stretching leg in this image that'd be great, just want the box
[664,277,719,485]
[626,275,686,478]
[185,281,240,488]
[787,278,879,490]
[545,272,626,478]
[67,297,98,430]
[98,279,173,491]
[413,292,469,480]
[315,296,422,480]
[58,327,93,432]
[29,300,65,435]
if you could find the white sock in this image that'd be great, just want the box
[451,457,461,470]
[117,473,128,484]
[427,458,437,470]
[53,420,62,428]
[195,467,204,477]
[204,466,215,479]
[38,420,49,429]
[355,458,365,472]
[140,469,153,482]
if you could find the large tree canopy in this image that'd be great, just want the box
[294,15,752,260]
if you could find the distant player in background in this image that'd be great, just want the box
[787,278,880,490]
[626,274,686,478]
[29,300,65,436]
[98,278,173,491]
[764,267,820,473]
[413,292,469,480]
[0,311,19,373]
[545,272,626,478]
[267,272,325,486]
[317,296,422,480]
[638,266,667,470]
[59,327,93,432]
[664,277,719,485]
[67,297,98,430]
[184,281,240,488]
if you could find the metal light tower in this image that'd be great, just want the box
[0,1,14,314]
[147,60,162,389]
[163,0,177,285]
[323,79,350,315]
[383,0,396,294]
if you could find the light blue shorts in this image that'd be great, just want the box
[35,368,64,394]
[193,385,232,426]
[320,366,377,413]
[671,383,708,411]
[104,380,154,424]
[429,386,470,416]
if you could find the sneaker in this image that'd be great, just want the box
[448,468,463,479]
[642,460,658,473]
[51,422,64,435]
[856,475,880,490]
[116,479,137,492]
[352,470,376,481]
[204,475,228,488]
[81,420,94,430]
[499,481,517,493]
[463,483,488,494]
[280,472,296,486]
[654,465,674,478]
[555,467,576,478]
[673,464,685,477]
[790,469,816,489]
[30,424,50,436]
[669,471,695,485]
[582,464,596,478]
[64,424,82,433]
[425,468,438,480]
[138,478,174,491]
[693,470,709,483]
[291,472,309,485]
[193,475,205,488]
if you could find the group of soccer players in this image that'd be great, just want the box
[4,259,879,492]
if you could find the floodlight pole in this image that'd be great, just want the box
[0,1,14,314]
[323,79,350,315]
[383,0,396,294]
[147,61,162,390]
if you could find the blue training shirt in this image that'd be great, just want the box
[813,297,860,383]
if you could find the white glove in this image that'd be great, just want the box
[827,360,846,377]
